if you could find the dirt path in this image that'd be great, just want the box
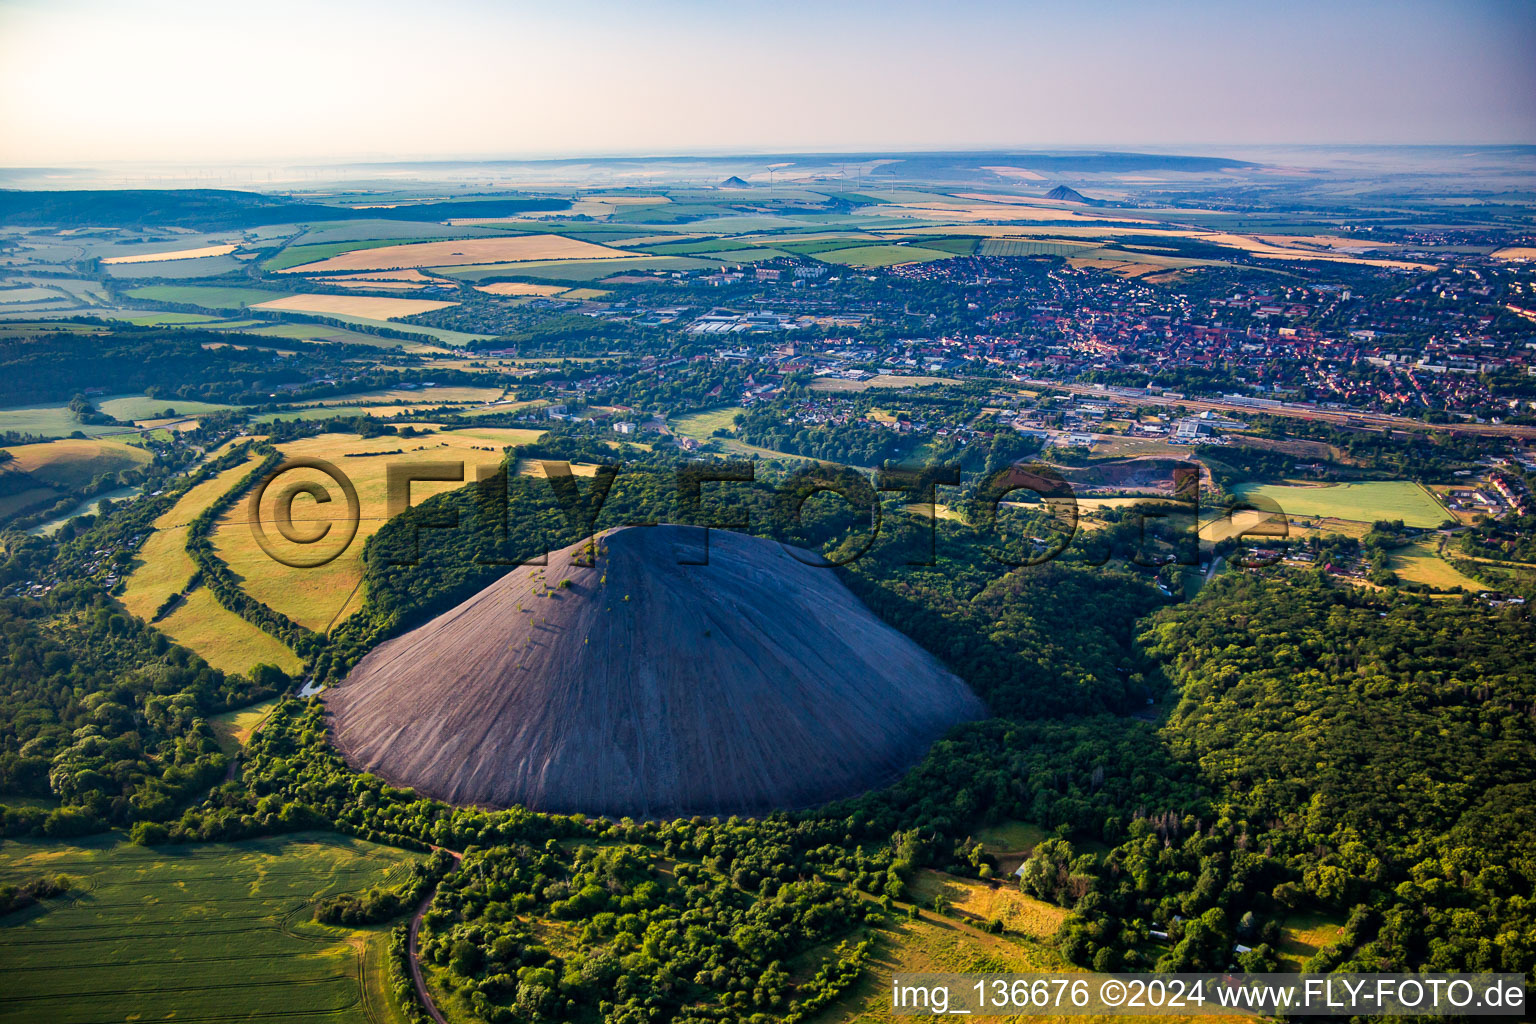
[409,846,462,1024]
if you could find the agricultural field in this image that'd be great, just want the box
[262,237,445,272]
[474,281,569,297]
[808,373,951,393]
[100,242,238,264]
[0,399,140,439]
[1388,539,1488,591]
[1230,481,1449,528]
[240,322,438,350]
[208,429,539,631]
[439,255,720,282]
[120,446,303,675]
[0,436,150,490]
[249,293,459,320]
[669,406,741,440]
[96,394,236,422]
[125,284,291,309]
[813,244,958,267]
[813,908,1208,1024]
[276,234,637,273]
[0,832,420,1024]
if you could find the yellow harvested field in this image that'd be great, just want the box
[475,281,569,297]
[1198,231,1437,270]
[2,437,150,488]
[278,235,635,273]
[249,293,458,319]
[120,446,302,676]
[158,587,302,676]
[911,871,1070,940]
[321,279,434,291]
[881,200,1137,223]
[1492,247,1536,260]
[515,458,601,477]
[887,223,1437,268]
[101,243,238,264]
[209,430,540,632]
[1066,257,1162,277]
[324,269,445,283]
[1254,234,1383,249]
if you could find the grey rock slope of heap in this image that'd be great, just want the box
[324,524,985,817]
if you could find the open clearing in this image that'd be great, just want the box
[1231,481,1448,528]
[209,430,536,631]
[669,406,741,440]
[1389,539,1488,591]
[277,235,636,273]
[0,832,419,1024]
[101,243,238,264]
[910,870,1069,940]
[1276,909,1346,970]
[209,697,281,754]
[250,293,458,320]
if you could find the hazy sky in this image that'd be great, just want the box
[2,0,1533,165]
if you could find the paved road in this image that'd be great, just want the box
[408,847,462,1024]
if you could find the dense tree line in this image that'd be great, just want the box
[0,582,283,835]
[1031,574,1536,976]
[183,445,321,661]
[0,873,71,917]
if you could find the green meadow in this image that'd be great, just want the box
[125,285,291,309]
[813,244,958,267]
[0,832,420,1024]
[1232,480,1450,528]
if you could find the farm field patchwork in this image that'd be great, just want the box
[276,234,637,273]
[0,832,419,1024]
[1230,481,1449,528]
